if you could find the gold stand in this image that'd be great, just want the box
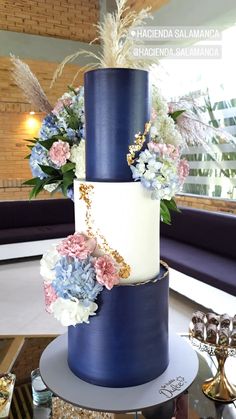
[189,332,236,403]
[202,347,236,402]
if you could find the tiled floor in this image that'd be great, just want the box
[0,258,65,335]
[0,257,204,336]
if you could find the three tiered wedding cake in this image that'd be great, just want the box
[67,68,169,387]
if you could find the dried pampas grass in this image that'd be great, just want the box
[94,0,152,68]
[51,0,156,86]
[170,98,236,147]
[11,54,52,113]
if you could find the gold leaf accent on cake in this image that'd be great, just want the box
[79,183,131,279]
[127,121,151,166]
[79,183,94,238]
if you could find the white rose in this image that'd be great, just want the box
[51,298,98,326]
[40,244,60,282]
[69,140,85,179]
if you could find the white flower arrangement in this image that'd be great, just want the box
[70,140,86,179]
[51,298,98,327]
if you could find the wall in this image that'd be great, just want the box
[0,0,99,42]
[0,0,101,201]
[176,194,236,215]
[0,56,84,201]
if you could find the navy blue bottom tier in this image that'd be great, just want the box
[68,263,169,388]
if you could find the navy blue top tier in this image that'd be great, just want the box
[84,68,150,181]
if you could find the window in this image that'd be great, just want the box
[155,26,236,199]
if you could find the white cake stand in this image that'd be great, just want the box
[39,333,198,413]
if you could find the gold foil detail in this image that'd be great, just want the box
[79,183,131,279]
[127,121,151,166]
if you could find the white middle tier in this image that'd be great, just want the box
[74,180,160,284]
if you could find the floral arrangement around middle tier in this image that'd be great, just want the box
[41,232,121,326]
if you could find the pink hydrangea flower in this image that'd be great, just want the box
[148,142,179,160]
[94,255,120,290]
[49,140,70,167]
[178,158,189,183]
[57,233,96,260]
[148,142,168,154]
[151,108,158,121]
[43,282,57,313]
[166,144,180,160]
[52,97,72,116]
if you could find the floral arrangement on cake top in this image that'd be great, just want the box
[24,86,85,200]
[41,233,120,326]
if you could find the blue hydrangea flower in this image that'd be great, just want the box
[52,256,103,302]
[29,143,49,179]
[79,127,85,138]
[67,187,74,201]
[39,114,60,141]
[65,128,77,141]
[130,165,141,181]
[130,147,182,200]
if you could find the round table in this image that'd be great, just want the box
[40,333,198,413]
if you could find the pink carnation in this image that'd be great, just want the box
[94,255,120,290]
[57,233,96,260]
[52,97,72,116]
[178,158,189,183]
[49,140,70,167]
[43,282,57,313]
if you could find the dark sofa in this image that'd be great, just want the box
[0,199,75,245]
[160,206,236,296]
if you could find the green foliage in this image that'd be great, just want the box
[61,162,76,173]
[28,178,48,200]
[63,105,80,130]
[61,169,74,197]
[39,165,59,176]
[24,138,38,144]
[38,134,67,150]
[22,178,39,186]
[67,85,77,95]
[169,110,185,122]
[160,198,180,224]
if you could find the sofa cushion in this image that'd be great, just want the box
[0,224,75,245]
[161,237,236,296]
[160,207,236,260]
[0,199,74,229]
